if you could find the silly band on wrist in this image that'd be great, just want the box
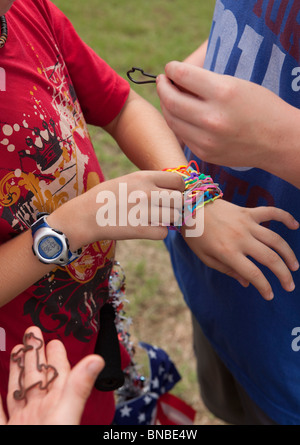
[164,160,223,232]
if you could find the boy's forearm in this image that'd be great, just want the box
[104,90,187,171]
[265,112,300,189]
[0,230,54,307]
[265,149,300,189]
[0,195,96,307]
[261,103,300,189]
[0,83,196,307]
[184,40,208,66]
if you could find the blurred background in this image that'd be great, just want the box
[53,0,224,425]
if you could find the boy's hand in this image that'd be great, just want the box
[182,200,299,301]
[156,61,300,188]
[48,170,185,250]
[94,170,185,241]
[156,61,283,169]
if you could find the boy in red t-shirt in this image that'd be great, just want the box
[0,0,186,424]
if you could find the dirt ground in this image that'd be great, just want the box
[115,238,226,426]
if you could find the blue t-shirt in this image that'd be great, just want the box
[166,0,300,424]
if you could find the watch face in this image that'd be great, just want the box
[39,236,62,259]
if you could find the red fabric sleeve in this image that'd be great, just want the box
[39,0,130,127]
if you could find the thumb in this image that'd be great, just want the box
[60,355,105,425]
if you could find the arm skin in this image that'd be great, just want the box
[0,170,185,308]
[155,41,300,300]
[114,91,299,301]
[183,200,299,301]
[184,40,208,66]
[0,89,298,306]
[156,59,300,189]
[0,89,187,308]
[104,89,187,170]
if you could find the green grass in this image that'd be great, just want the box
[53,0,215,177]
[52,0,221,424]
[53,0,215,178]
[53,0,214,109]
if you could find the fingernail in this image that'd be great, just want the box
[293,220,300,228]
[267,291,274,301]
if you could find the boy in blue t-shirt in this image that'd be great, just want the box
[157,0,300,425]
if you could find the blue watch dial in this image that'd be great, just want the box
[38,236,63,259]
[32,213,81,265]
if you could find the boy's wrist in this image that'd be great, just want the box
[31,212,82,266]
[46,194,97,253]
[256,103,300,187]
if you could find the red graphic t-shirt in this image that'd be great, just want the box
[0,0,130,424]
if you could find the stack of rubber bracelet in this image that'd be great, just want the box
[164,160,223,231]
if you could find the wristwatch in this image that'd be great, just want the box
[31,212,82,266]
